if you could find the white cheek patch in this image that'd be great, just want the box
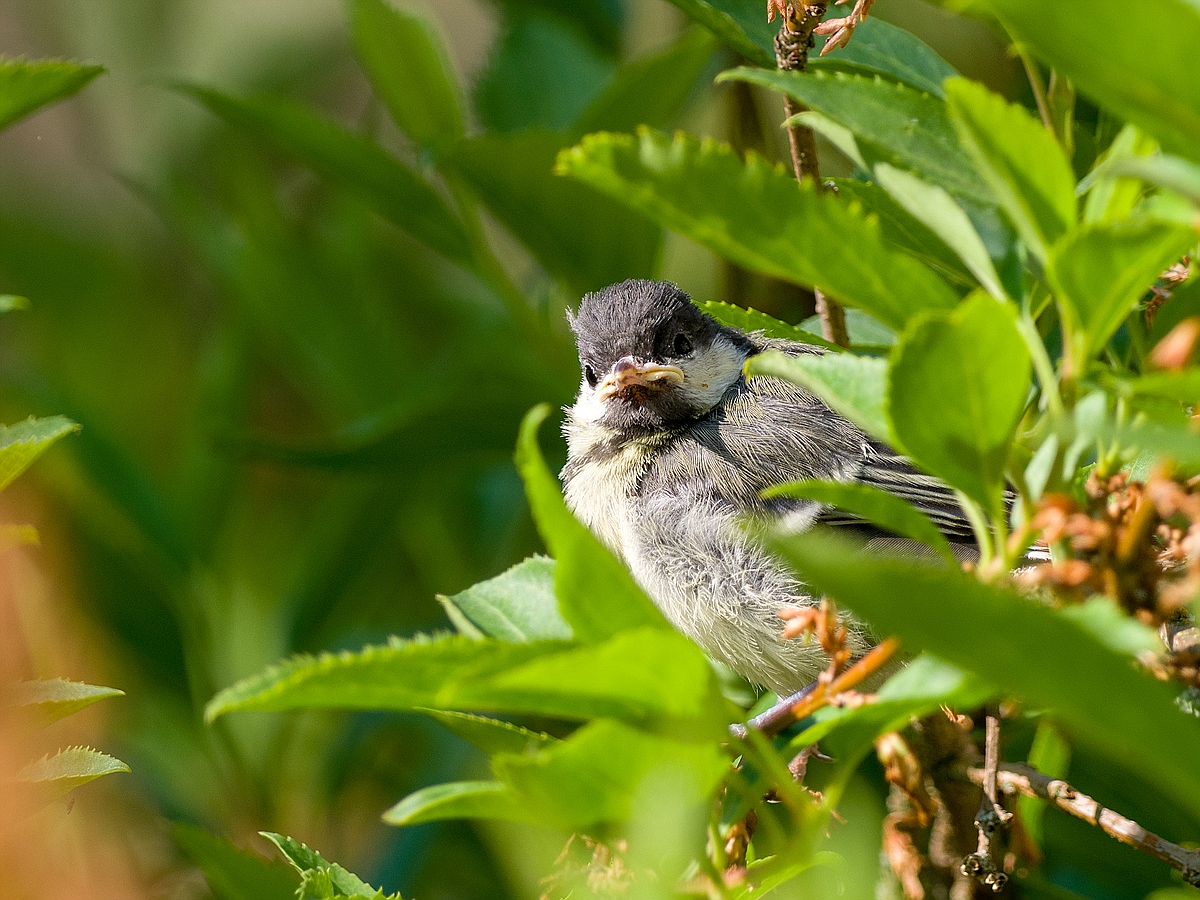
[572,381,606,424]
[677,334,747,411]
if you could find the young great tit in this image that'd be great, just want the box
[561,279,974,694]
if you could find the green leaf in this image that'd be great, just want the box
[1116,369,1200,404]
[574,27,716,136]
[7,678,124,727]
[1099,154,1200,209]
[831,178,976,289]
[262,833,401,899]
[482,627,728,732]
[474,13,612,134]
[419,709,557,754]
[1079,126,1157,224]
[1106,421,1200,468]
[492,719,728,829]
[0,294,29,314]
[172,823,299,900]
[697,301,838,349]
[557,129,960,330]
[262,833,351,877]
[773,528,1200,818]
[17,746,129,807]
[383,780,527,826]
[182,87,470,263]
[659,0,775,67]
[205,628,725,730]
[389,722,728,830]
[1082,125,1160,225]
[969,0,1200,164]
[0,415,79,493]
[437,555,572,642]
[1047,221,1198,364]
[763,479,955,563]
[887,293,1030,516]
[944,78,1076,262]
[811,17,959,98]
[437,594,485,639]
[794,109,870,172]
[350,0,462,148]
[745,350,890,442]
[515,405,666,642]
[205,634,559,722]
[492,0,624,53]
[1139,191,1200,228]
[872,163,1005,301]
[721,68,992,204]
[1058,599,1161,657]
[448,130,659,293]
[0,59,104,132]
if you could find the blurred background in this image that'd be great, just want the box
[0,1,1034,897]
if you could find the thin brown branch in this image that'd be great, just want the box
[968,762,1200,887]
[772,1,851,349]
[781,96,821,187]
[735,636,899,738]
[982,713,1000,804]
[962,711,1011,891]
[813,290,848,346]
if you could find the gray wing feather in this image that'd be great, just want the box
[684,334,976,541]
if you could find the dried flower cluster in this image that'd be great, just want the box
[779,596,853,683]
[813,0,876,53]
[540,835,634,899]
[1147,256,1193,314]
[1021,468,1200,688]
[765,0,876,53]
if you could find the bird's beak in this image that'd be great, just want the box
[596,356,684,401]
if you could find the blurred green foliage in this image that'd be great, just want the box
[0,66,128,803]
[3,0,1200,897]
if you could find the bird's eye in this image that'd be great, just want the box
[673,332,693,356]
[584,364,599,387]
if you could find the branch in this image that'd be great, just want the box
[733,636,899,738]
[968,762,1200,887]
[770,0,850,349]
[962,710,1011,891]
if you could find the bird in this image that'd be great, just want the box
[560,279,975,695]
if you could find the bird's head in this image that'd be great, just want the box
[567,280,755,432]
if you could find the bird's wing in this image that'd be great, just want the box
[847,439,978,540]
[687,334,977,542]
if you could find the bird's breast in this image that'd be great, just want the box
[561,417,661,559]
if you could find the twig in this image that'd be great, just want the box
[770,0,850,349]
[968,762,1200,887]
[962,710,1011,891]
[733,637,899,738]
[812,292,848,348]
